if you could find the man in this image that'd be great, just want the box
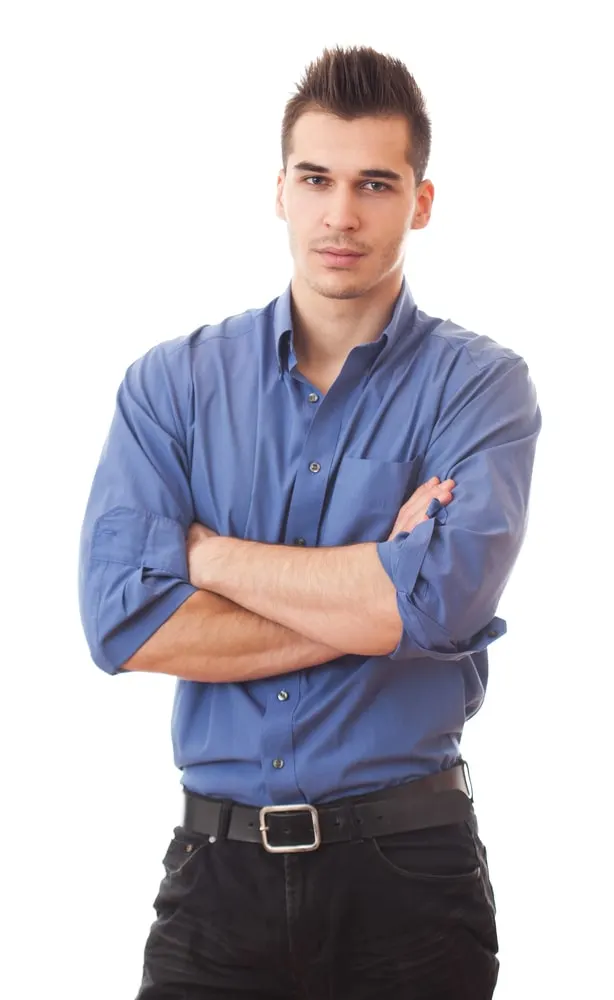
[79,44,541,999]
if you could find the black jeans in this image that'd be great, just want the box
[135,808,499,998]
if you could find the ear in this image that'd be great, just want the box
[275,170,286,221]
[411,179,435,231]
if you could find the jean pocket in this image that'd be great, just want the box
[162,827,208,878]
[369,820,482,883]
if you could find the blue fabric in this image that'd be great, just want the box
[79,277,541,805]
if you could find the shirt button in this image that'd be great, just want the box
[308,392,319,403]
[293,537,306,546]
[272,758,285,769]
[277,690,289,701]
[309,461,321,473]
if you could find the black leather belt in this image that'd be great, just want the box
[182,762,474,854]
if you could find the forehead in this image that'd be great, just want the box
[289,111,412,175]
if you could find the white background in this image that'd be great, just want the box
[1,2,612,997]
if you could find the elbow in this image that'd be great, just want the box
[392,606,506,662]
[80,586,130,677]
[83,630,125,676]
[86,625,158,676]
[80,564,198,676]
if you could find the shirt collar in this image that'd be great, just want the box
[273,275,418,376]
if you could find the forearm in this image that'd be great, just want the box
[122,589,344,682]
[197,538,403,655]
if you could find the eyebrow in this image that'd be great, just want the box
[292,160,403,183]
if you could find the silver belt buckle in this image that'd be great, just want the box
[259,803,321,853]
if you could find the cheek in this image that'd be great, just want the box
[378,217,410,249]
[285,213,312,248]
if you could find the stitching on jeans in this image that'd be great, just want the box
[164,840,207,877]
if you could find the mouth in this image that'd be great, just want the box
[316,249,366,268]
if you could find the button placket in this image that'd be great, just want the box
[284,374,348,555]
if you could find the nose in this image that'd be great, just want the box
[322,186,360,231]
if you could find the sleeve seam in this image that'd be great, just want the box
[93,505,187,531]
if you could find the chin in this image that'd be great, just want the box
[308,275,369,300]
[304,261,380,300]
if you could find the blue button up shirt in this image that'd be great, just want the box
[79,277,541,805]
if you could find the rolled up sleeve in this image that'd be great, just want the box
[376,354,542,661]
[78,341,198,674]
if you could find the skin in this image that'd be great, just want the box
[125,112,454,679]
[186,478,455,658]
[274,110,435,389]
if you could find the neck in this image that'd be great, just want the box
[289,269,404,370]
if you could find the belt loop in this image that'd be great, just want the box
[460,758,474,803]
[215,799,233,842]
[342,802,364,844]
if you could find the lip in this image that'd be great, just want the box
[316,249,365,267]
[318,248,364,256]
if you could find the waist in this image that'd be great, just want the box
[172,667,482,803]
[181,762,474,853]
[180,743,465,806]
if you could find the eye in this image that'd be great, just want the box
[302,177,390,193]
[364,181,390,193]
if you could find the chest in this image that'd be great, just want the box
[187,359,441,546]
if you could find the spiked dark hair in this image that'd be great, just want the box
[281,45,432,185]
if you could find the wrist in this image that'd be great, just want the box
[195,534,230,592]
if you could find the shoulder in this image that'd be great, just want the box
[417,312,538,415]
[124,302,262,377]
[128,295,276,380]
[424,312,533,383]
[425,314,524,372]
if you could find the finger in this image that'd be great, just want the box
[402,482,454,515]
[420,477,455,491]
[394,488,455,531]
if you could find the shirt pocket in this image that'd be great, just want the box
[322,456,421,544]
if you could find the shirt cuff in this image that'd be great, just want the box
[376,515,437,597]
[101,580,198,674]
[387,611,507,662]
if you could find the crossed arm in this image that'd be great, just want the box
[125,480,450,681]
[82,348,539,682]
[187,533,403,654]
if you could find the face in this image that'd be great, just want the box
[276,111,434,301]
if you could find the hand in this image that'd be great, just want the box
[388,477,455,540]
[187,522,218,588]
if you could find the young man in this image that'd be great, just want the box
[79,44,541,999]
